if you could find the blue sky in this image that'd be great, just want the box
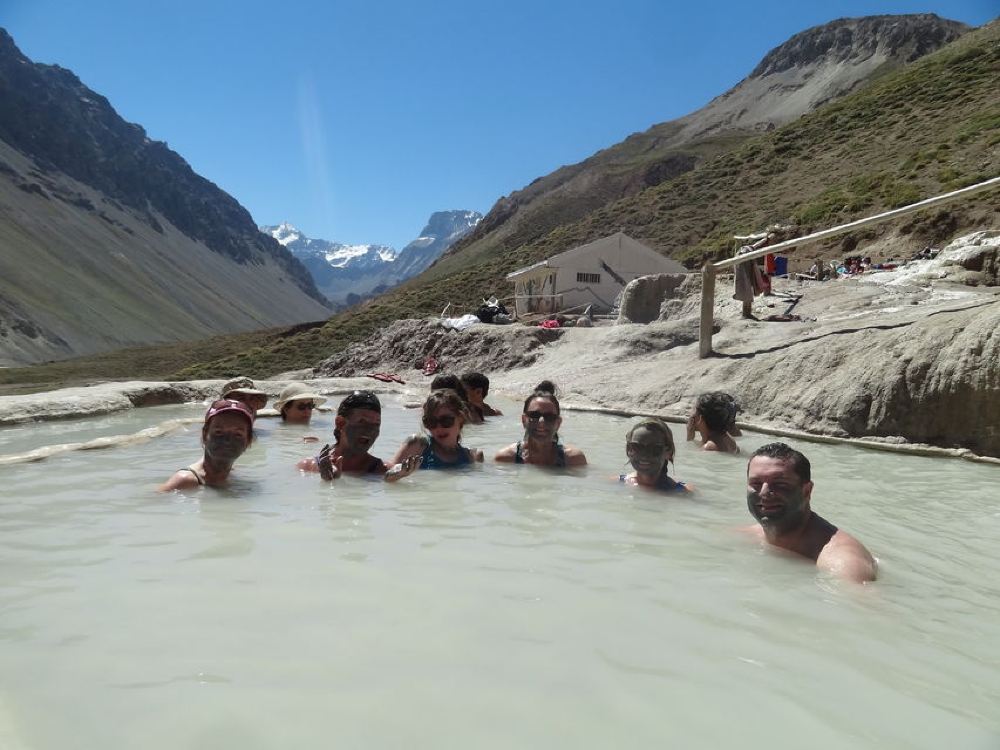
[2,1,995,249]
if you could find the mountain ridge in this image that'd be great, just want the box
[174,14,998,380]
[262,210,482,306]
[0,28,332,366]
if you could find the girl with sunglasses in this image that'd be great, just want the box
[620,419,690,492]
[494,380,587,467]
[385,389,484,481]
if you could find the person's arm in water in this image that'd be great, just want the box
[817,531,877,583]
[563,445,587,467]
[385,435,427,482]
[158,469,201,493]
[494,443,518,462]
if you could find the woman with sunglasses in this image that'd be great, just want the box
[494,380,587,467]
[297,391,386,479]
[620,418,690,492]
[275,382,327,424]
[385,389,484,481]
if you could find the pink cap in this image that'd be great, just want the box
[204,398,255,427]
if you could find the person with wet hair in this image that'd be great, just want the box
[159,399,254,491]
[494,380,586,467]
[385,389,484,480]
[745,442,876,583]
[297,390,386,479]
[460,372,502,417]
[620,419,690,492]
[430,373,483,424]
[686,392,740,454]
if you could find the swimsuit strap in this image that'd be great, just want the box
[179,467,205,486]
[554,441,566,468]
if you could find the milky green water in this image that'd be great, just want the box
[1,397,998,749]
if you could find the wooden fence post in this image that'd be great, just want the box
[699,262,716,359]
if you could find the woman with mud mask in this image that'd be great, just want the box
[385,389,484,481]
[494,380,587,467]
[619,419,690,492]
[297,391,386,479]
[158,399,254,491]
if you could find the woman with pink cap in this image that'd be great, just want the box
[159,399,255,491]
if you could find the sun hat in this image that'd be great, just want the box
[221,376,267,399]
[275,382,328,412]
[204,399,255,427]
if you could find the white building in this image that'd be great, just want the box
[506,232,689,317]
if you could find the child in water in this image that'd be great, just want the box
[385,389,484,481]
[620,418,690,492]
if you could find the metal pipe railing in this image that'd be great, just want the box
[699,176,1000,358]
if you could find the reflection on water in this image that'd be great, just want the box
[0,395,998,749]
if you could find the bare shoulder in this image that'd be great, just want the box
[158,470,200,493]
[818,529,877,583]
[494,443,518,462]
[390,434,428,465]
[564,445,587,467]
[701,440,721,452]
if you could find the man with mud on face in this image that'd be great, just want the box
[297,391,387,479]
[745,442,876,583]
[158,400,255,491]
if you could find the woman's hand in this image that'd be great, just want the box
[385,454,420,482]
[317,444,342,481]
[686,413,698,441]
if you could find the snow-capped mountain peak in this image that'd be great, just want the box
[260,209,482,308]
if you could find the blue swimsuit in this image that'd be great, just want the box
[419,442,474,469]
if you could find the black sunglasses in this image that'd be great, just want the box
[423,414,457,429]
[295,401,315,411]
[525,410,558,423]
[627,441,667,457]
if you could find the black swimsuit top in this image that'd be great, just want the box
[514,440,567,468]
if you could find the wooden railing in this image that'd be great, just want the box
[698,176,1000,358]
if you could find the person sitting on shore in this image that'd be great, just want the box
[495,380,587,467]
[220,376,269,415]
[159,399,254,491]
[385,389,484,481]
[275,383,327,424]
[461,372,503,417]
[620,419,690,492]
[430,373,484,424]
[745,442,876,583]
[297,390,386,480]
[686,392,741,454]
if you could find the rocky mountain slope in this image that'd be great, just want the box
[0,29,331,366]
[176,14,997,380]
[439,14,969,269]
[262,210,481,306]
